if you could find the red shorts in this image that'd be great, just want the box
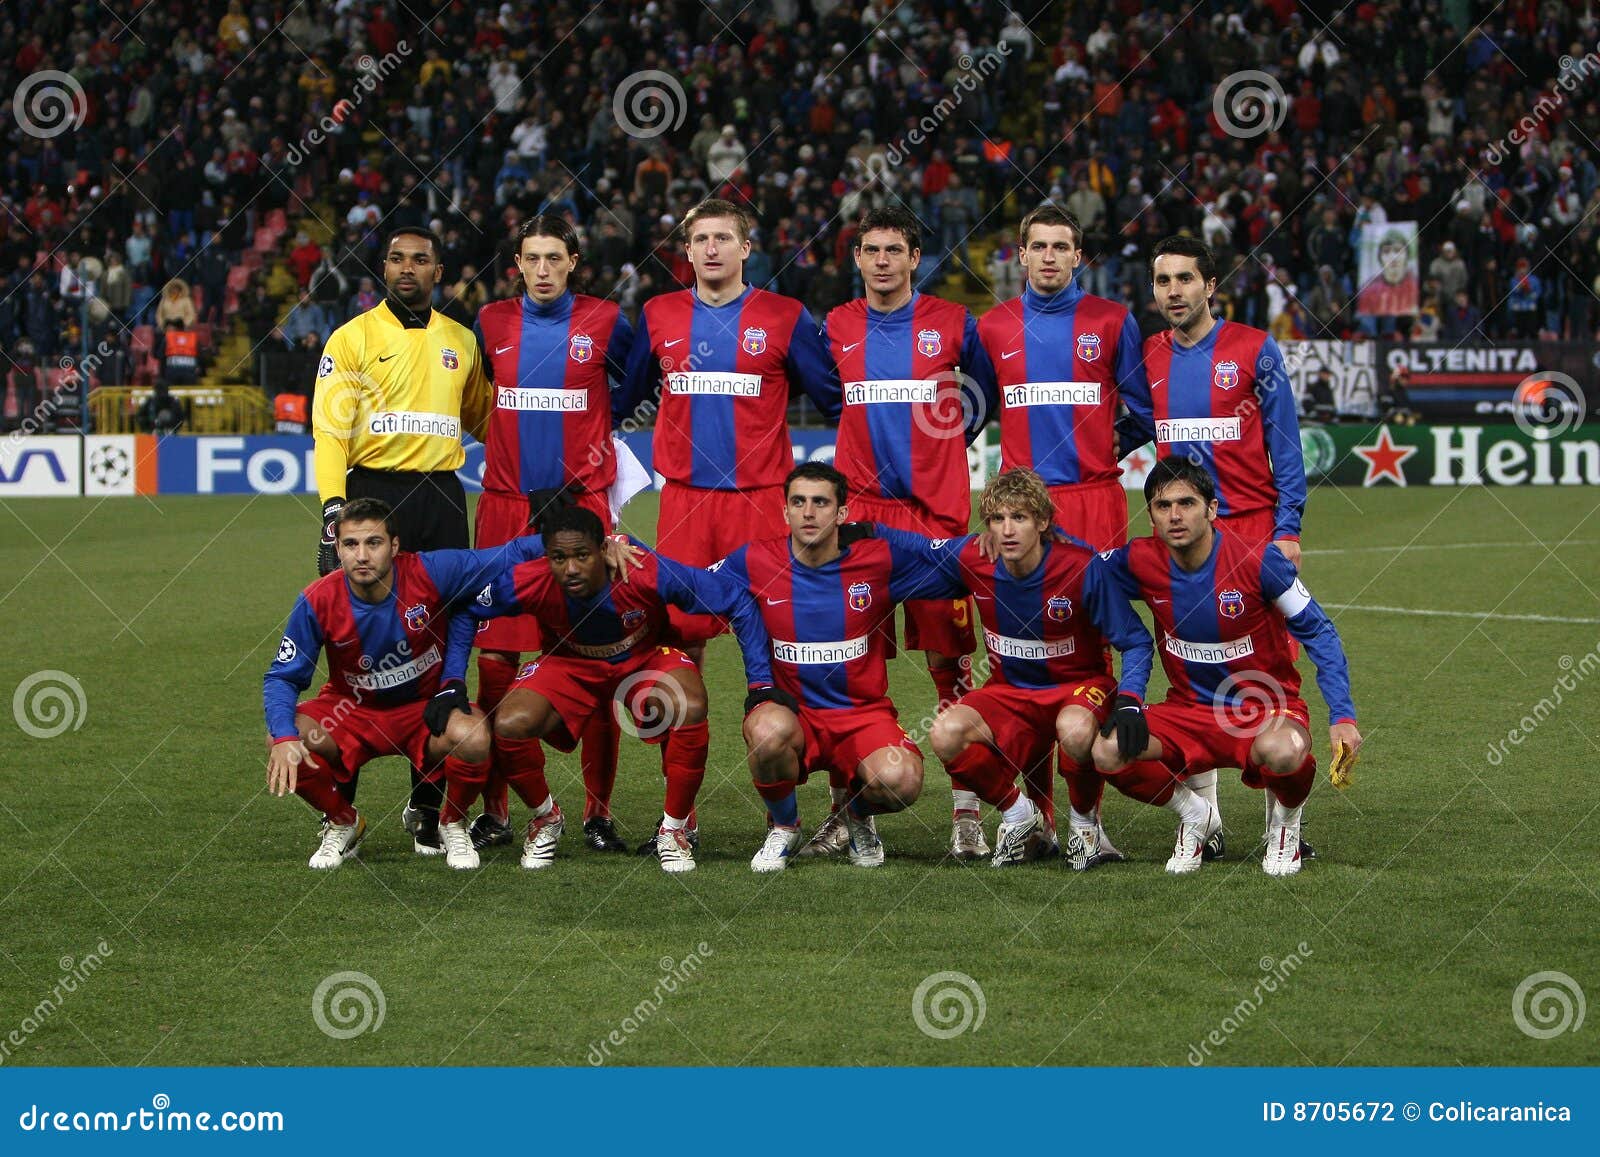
[1048,479,1129,550]
[509,645,697,750]
[798,700,920,782]
[473,488,612,652]
[1215,509,1276,551]
[658,481,787,643]
[296,691,431,779]
[963,676,1116,775]
[1144,696,1311,785]
[847,491,975,659]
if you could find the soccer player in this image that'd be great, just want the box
[264,498,517,870]
[469,215,637,856]
[727,463,994,872]
[973,204,1148,859]
[434,505,780,873]
[1123,235,1308,846]
[618,198,841,653]
[311,226,493,851]
[1090,459,1360,877]
[926,468,1153,868]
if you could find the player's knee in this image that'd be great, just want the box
[865,749,923,810]
[1252,726,1309,775]
[928,711,971,762]
[494,698,542,739]
[1090,731,1126,775]
[676,685,708,726]
[448,711,492,763]
[1056,708,1099,762]
[743,705,799,759]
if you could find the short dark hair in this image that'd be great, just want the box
[1149,235,1217,284]
[537,503,605,546]
[785,461,848,506]
[337,497,397,536]
[386,226,444,262]
[1143,457,1216,506]
[857,206,922,253]
[518,213,581,258]
[1018,204,1083,249]
[682,198,751,243]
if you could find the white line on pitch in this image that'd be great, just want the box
[1304,539,1599,557]
[1324,603,1600,625]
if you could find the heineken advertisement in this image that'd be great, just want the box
[1300,423,1600,486]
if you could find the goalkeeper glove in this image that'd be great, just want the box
[744,685,799,716]
[317,498,343,576]
[423,680,471,736]
[1329,739,1359,789]
[1098,693,1148,760]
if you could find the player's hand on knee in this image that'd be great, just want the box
[1100,693,1148,760]
[317,498,343,576]
[268,738,308,796]
[744,685,799,717]
[424,680,471,736]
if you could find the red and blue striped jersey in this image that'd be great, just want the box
[619,286,841,490]
[445,541,773,687]
[953,537,1152,694]
[263,539,548,739]
[712,529,967,710]
[978,280,1147,487]
[474,292,634,497]
[1100,529,1356,724]
[827,293,997,521]
[1128,321,1305,539]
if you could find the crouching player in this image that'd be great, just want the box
[432,505,780,873]
[1090,459,1361,876]
[926,468,1153,868]
[264,498,540,869]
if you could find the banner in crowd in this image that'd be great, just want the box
[1356,220,1419,317]
[1301,422,1600,487]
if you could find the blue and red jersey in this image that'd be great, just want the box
[712,529,968,710]
[619,285,841,490]
[1099,529,1355,725]
[978,279,1147,487]
[951,536,1151,695]
[444,541,774,687]
[1127,321,1305,540]
[263,540,547,740]
[474,291,634,497]
[826,292,997,522]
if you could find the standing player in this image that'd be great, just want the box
[434,505,780,872]
[926,468,1152,868]
[312,226,493,852]
[973,204,1148,859]
[264,498,522,870]
[1122,235,1308,849]
[1090,459,1360,876]
[618,198,841,656]
[470,215,636,855]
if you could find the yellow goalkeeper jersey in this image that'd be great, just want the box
[312,301,491,501]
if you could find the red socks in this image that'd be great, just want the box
[440,755,491,825]
[495,735,551,808]
[1261,753,1316,808]
[945,744,1021,810]
[661,721,709,820]
[476,654,519,819]
[1024,757,1056,827]
[580,711,620,821]
[295,764,356,826]
[1105,759,1182,806]
[1060,754,1103,820]
[930,663,964,711]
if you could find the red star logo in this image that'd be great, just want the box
[1128,452,1150,472]
[1354,426,1418,487]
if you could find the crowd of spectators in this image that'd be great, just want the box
[4,0,1600,429]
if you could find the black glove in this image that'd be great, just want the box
[526,482,582,532]
[744,685,799,716]
[317,497,343,576]
[423,680,471,736]
[1099,693,1149,760]
[837,521,876,547]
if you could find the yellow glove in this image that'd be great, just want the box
[1329,739,1359,790]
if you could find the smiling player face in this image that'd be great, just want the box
[784,478,846,552]
[546,530,607,598]
[1148,479,1218,553]
[516,234,579,304]
[1151,254,1216,337]
[338,519,398,594]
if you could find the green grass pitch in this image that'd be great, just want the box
[1,484,1596,1067]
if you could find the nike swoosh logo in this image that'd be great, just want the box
[1000,350,1021,360]
[764,598,788,605]
[664,339,684,348]
[378,354,397,362]
[495,344,514,355]
[972,593,993,601]
[842,342,862,353]
[1150,378,1165,389]
[1151,598,1169,604]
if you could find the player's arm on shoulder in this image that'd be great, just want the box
[788,306,842,420]
[1084,557,1153,699]
[439,608,478,687]
[882,526,971,601]
[1261,546,1357,731]
[263,595,322,741]
[657,556,776,686]
[1095,542,1140,600]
